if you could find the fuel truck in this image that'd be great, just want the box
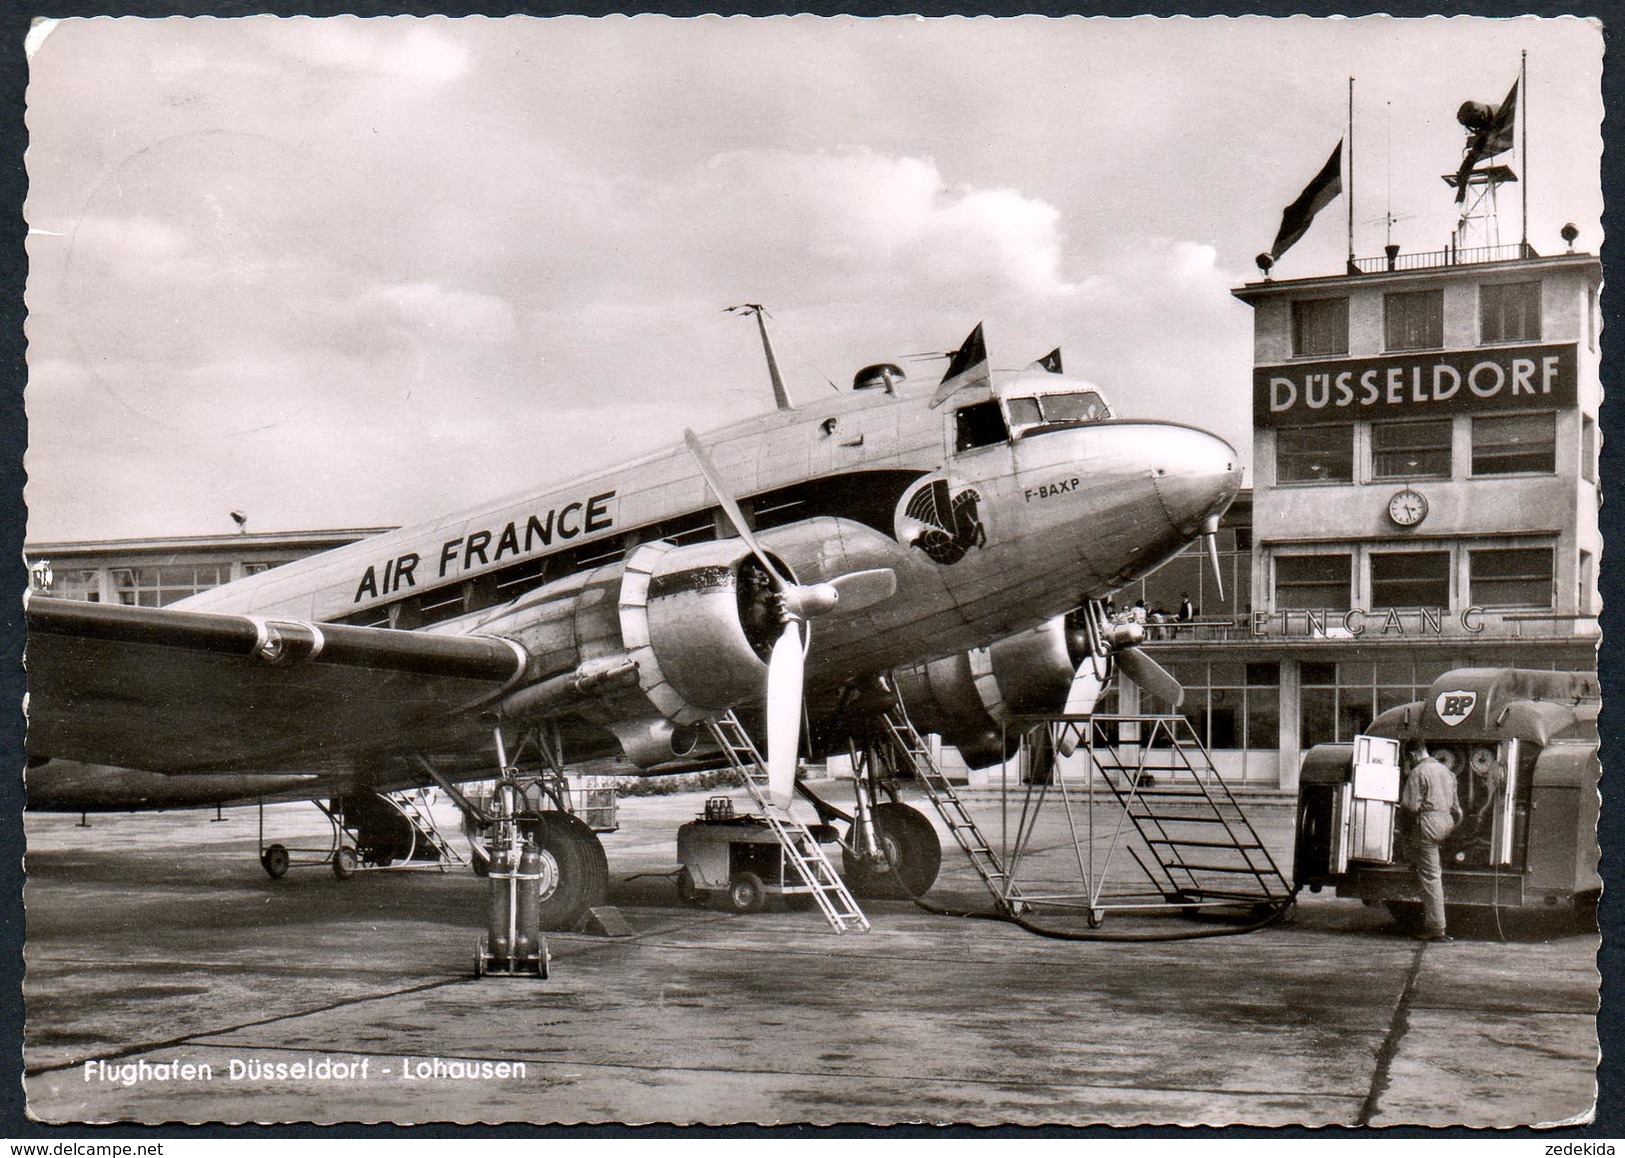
[1293,667,1600,928]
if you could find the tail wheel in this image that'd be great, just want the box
[525,811,609,930]
[843,802,942,899]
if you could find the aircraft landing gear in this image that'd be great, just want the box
[808,697,944,900]
[527,810,609,929]
[842,800,942,899]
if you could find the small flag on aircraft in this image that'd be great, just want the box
[929,323,991,408]
[1030,348,1063,374]
[1453,78,1519,203]
[1269,140,1343,261]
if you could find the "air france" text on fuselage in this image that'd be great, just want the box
[353,490,617,603]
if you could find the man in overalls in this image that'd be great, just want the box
[1401,742,1463,942]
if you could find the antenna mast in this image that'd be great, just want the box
[727,304,792,411]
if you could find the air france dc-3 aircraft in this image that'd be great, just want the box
[25,324,1240,929]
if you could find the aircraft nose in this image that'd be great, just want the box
[1143,425,1242,535]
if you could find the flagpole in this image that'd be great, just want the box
[1520,50,1529,255]
[1347,76,1356,272]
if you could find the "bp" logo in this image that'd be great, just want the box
[1435,690,1478,727]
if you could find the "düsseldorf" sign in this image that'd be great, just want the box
[1254,342,1577,428]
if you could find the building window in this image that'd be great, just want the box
[1371,418,1452,479]
[1292,297,1349,357]
[1480,281,1542,343]
[1168,661,1279,751]
[1301,660,1452,748]
[1275,425,1353,483]
[111,564,232,607]
[1370,551,1450,608]
[1471,412,1556,475]
[1384,289,1443,351]
[1275,554,1351,610]
[1582,415,1597,483]
[1469,547,1554,608]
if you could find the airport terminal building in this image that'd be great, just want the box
[27,245,1601,793]
[1121,240,1602,787]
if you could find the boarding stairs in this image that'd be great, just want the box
[706,711,870,933]
[879,708,1029,916]
[383,789,468,867]
[1073,714,1292,913]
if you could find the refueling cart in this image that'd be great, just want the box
[1294,667,1600,928]
[676,797,841,913]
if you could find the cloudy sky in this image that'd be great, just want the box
[22,15,1604,542]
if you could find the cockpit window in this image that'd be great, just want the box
[954,400,1010,451]
[1006,396,1043,427]
[1045,391,1109,422]
[1007,391,1111,430]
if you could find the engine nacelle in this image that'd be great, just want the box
[893,618,1079,768]
[619,538,783,726]
[478,538,786,767]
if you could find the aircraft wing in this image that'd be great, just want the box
[25,598,527,775]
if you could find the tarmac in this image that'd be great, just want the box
[21,783,1601,1127]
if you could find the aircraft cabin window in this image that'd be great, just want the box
[954,401,1009,451]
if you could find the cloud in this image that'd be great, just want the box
[266,17,472,86]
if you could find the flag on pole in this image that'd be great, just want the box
[1453,78,1519,202]
[1030,348,1063,374]
[929,323,990,408]
[1269,141,1343,261]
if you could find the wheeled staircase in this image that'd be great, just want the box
[705,711,870,933]
[1064,713,1292,913]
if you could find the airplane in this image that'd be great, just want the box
[24,323,1241,930]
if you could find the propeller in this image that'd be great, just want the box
[683,430,896,807]
[1056,600,1185,757]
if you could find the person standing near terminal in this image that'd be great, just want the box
[1400,742,1463,941]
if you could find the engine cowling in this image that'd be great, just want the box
[893,617,1079,768]
[482,537,787,768]
[618,537,784,725]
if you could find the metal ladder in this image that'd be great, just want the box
[705,711,870,933]
[383,790,468,868]
[879,708,1028,915]
[1082,714,1292,909]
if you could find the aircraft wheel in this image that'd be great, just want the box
[531,811,609,931]
[333,846,359,879]
[842,802,942,899]
[469,842,491,878]
[1088,908,1106,929]
[261,844,290,879]
[725,871,767,914]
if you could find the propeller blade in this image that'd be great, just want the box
[826,568,897,613]
[683,429,789,588]
[1116,646,1184,709]
[765,619,804,808]
[1055,664,1105,757]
